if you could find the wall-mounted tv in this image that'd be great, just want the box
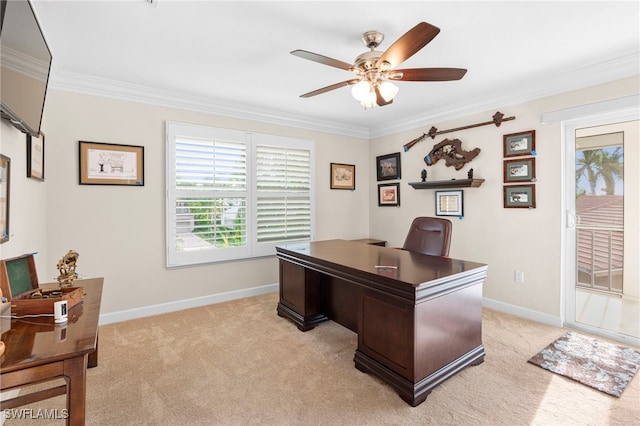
[0,0,52,137]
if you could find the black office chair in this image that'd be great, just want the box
[401,217,452,257]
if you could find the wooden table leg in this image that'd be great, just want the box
[88,334,99,368]
[63,355,87,426]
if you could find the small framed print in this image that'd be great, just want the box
[330,163,355,190]
[79,141,144,186]
[376,152,401,181]
[378,182,400,206]
[504,157,536,183]
[503,130,535,157]
[504,184,536,208]
[27,132,45,181]
[436,190,463,217]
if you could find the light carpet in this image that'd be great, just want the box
[3,292,639,425]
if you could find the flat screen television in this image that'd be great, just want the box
[0,0,52,137]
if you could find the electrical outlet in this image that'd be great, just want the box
[514,271,525,283]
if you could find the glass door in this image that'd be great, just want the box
[564,113,639,346]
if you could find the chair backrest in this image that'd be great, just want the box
[401,217,452,257]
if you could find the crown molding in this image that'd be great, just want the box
[47,50,638,141]
[369,50,640,138]
[47,70,371,139]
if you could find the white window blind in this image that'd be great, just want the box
[256,145,311,244]
[166,122,314,267]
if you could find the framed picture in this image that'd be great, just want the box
[330,163,355,190]
[504,184,536,208]
[503,157,536,183]
[435,190,463,217]
[376,152,401,181]
[79,141,144,186]
[27,132,45,181]
[503,130,535,157]
[378,182,400,206]
[0,154,10,243]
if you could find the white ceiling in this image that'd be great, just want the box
[31,0,640,138]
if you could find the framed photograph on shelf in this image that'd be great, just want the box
[378,182,400,207]
[27,132,45,181]
[503,157,536,183]
[435,190,463,217]
[503,130,535,157]
[330,163,355,190]
[376,152,401,181]
[79,141,144,186]
[503,184,536,208]
[0,154,10,243]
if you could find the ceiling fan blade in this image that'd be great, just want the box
[300,79,361,98]
[375,87,393,107]
[376,22,440,69]
[389,68,467,81]
[291,49,354,71]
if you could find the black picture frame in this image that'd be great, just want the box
[376,152,401,181]
[435,190,464,217]
[378,182,400,206]
[27,132,45,181]
[0,154,10,243]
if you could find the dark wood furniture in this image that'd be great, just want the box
[350,238,386,247]
[276,240,487,407]
[408,178,485,189]
[0,277,103,425]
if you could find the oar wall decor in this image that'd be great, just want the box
[403,111,516,152]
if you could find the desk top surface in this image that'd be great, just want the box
[276,239,487,287]
[1,277,103,373]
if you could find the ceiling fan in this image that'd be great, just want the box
[291,22,467,108]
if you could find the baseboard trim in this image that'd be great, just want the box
[100,288,560,328]
[482,297,563,328]
[99,283,279,325]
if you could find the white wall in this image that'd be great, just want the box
[3,76,637,324]
[10,90,370,315]
[0,121,49,273]
[369,76,639,320]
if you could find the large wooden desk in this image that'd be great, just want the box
[0,277,103,425]
[276,240,488,407]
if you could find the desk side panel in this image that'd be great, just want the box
[277,259,327,331]
[415,281,483,380]
[358,290,414,379]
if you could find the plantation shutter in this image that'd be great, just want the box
[167,121,314,267]
[175,136,247,249]
[256,145,311,244]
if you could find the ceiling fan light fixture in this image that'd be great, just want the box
[351,80,371,102]
[379,81,399,102]
[360,90,376,109]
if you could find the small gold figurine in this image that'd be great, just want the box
[56,250,79,287]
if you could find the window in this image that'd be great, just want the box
[166,122,314,267]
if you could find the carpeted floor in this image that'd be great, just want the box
[3,292,640,425]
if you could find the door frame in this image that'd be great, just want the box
[560,104,639,346]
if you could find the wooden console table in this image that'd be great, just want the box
[276,240,487,406]
[0,277,103,425]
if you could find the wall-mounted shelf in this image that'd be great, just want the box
[408,178,485,189]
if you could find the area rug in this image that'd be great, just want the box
[528,331,640,397]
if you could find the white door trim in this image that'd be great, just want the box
[559,103,639,346]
